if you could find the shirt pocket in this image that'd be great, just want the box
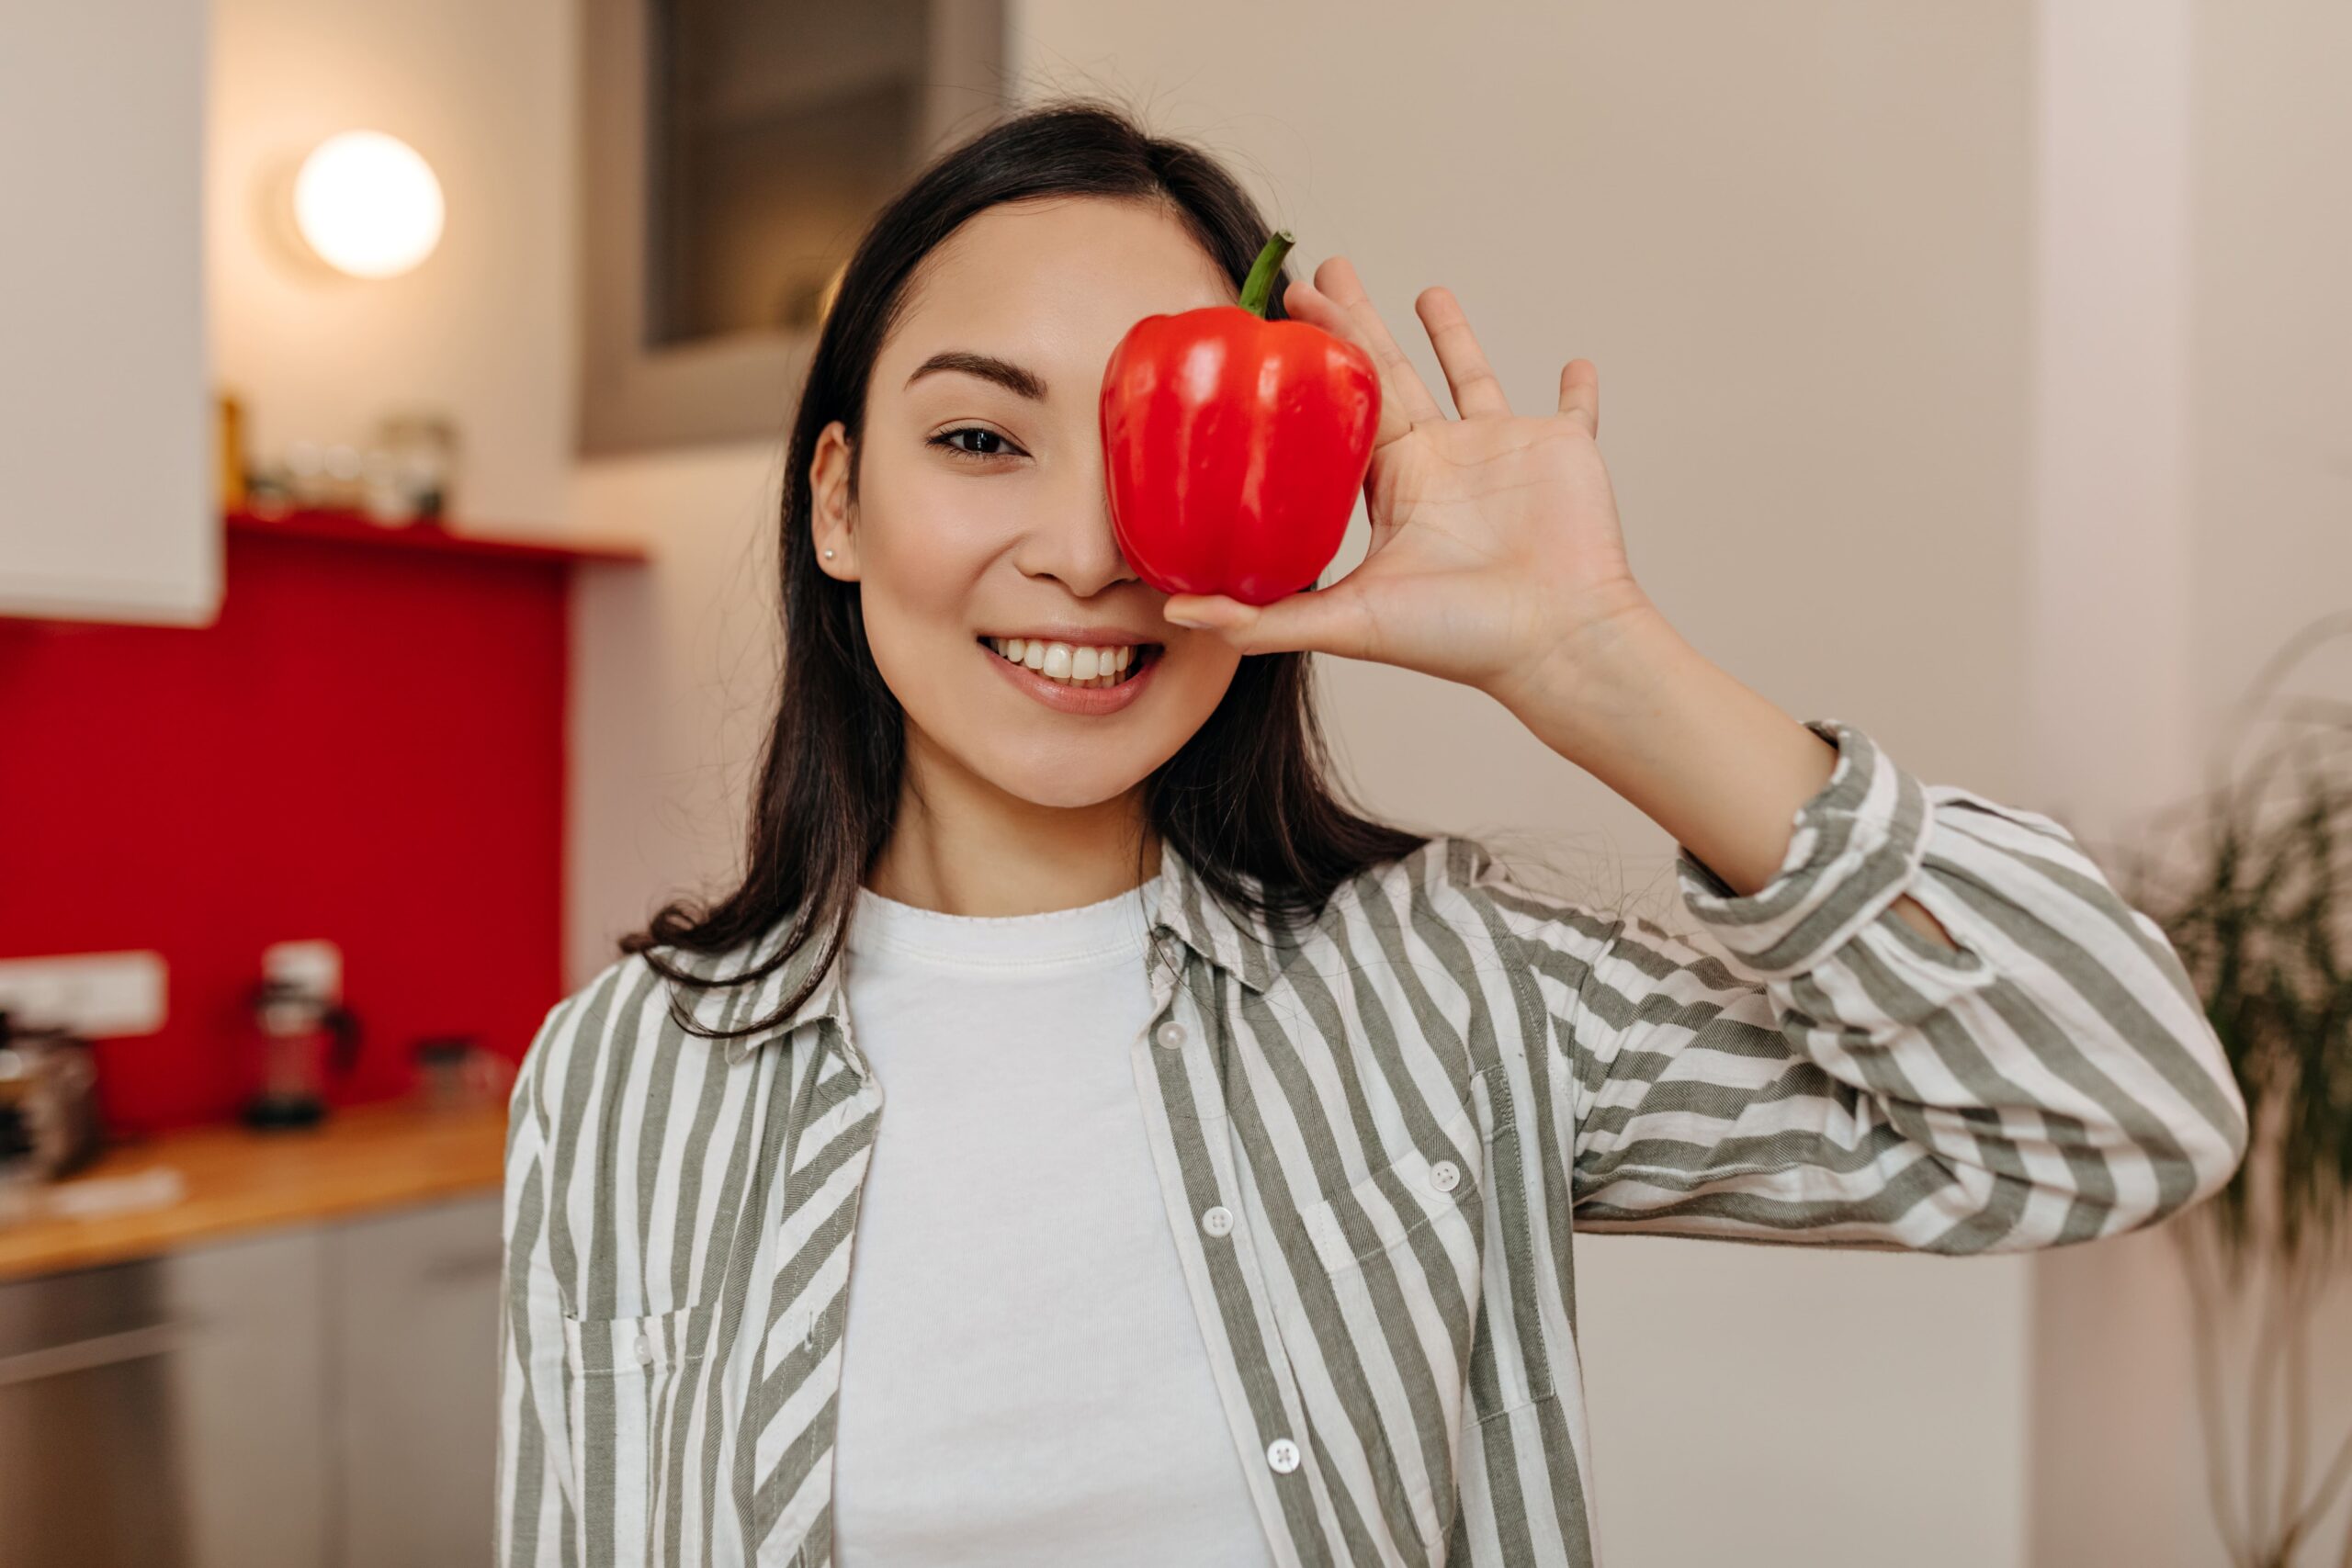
[1301,1096,1485,1275]
[559,1299,718,1568]
[1289,1095,1487,1561]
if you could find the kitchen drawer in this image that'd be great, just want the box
[0,1256,196,1567]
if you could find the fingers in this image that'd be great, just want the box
[1283,277,1417,451]
[1288,256,1594,443]
[1413,286,1513,419]
[1159,582,1374,660]
[1558,357,1600,438]
[1304,256,1448,429]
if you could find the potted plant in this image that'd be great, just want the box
[2109,610,2352,1568]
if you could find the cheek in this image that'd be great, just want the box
[1102,639,1243,755]
[862,492,987,615]
[852,478,998,675]
[1164,643,1246,726]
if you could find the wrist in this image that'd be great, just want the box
[1487,589,1692,766]
[1496,602,1843,896]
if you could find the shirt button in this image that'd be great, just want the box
[1153,1020,1186,1050]
[1429,1159,1461,1194]
[1266,1437,1301,1473]
[635,1329,655,1367]
[1200,1204,1234,1237]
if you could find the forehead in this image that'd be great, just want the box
[881,197,1238,389]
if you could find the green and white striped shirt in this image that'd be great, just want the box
[496,717,2247,1567]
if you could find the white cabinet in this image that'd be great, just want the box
[330,1198,506,1568]
[0,0,219,626]
[0,1192,504,1566]
[169,1228,335,1566]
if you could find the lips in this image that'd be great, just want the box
[979,635,1159,688]
[978,634,1164,716]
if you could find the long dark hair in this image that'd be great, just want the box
[620,97,1427,1038]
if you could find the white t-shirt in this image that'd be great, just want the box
[831,871,1275,1567]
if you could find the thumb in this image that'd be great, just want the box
[1159,581,1372,659]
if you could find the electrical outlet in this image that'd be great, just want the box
[0,951,168,1037]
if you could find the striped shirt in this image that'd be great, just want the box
[495,717,2248,1568]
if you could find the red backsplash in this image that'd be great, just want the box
[0,520,585,1138]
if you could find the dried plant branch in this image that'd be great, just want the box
[2287,1417,2352,1558]
[2180,1216,2253,1564]
[2280,1253,2321,1553]
[2251,1256,2288,1549]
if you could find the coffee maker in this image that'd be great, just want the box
[242,940,362,1131]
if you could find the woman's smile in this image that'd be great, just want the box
[978,632,1164,715]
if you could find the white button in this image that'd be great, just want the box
[1429,1159,1460,1193]
[1153,1020,1186,1050]
[634,1329,655,1367]
[1200,1204,1234,1236]
[1266,1437,1301,1473]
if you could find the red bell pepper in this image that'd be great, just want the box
[1099,231,1381,606]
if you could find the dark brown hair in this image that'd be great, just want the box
[620,97,1426,1037]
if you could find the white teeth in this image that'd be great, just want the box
[987,637,1149,688]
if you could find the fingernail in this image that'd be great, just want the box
[1163,613,1205,628]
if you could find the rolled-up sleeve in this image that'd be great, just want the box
[496,1005,577,1565]
[1487,717,2248,1253]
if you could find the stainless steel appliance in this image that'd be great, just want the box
[0,1256,197,1568]
[0,1010,104,1183]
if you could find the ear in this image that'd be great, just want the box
[808,420,860,580]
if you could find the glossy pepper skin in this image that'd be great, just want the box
[1099,231,1381,606]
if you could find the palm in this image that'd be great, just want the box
[1160,255,1650,703]
[1346,403,1630,691]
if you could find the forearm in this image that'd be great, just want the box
[1492,599,1957,948]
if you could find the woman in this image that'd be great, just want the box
[496,100,2247,1568]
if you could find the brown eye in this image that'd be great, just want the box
[931,426,1023,461]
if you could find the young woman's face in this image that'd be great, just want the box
[808,197,1246,812]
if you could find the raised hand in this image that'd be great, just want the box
[1159,254,1654,713]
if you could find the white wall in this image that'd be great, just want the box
[569,446,791,984]
[2020,6,2205,1563]
[2188,0,2352,741]
[206,0,577,529]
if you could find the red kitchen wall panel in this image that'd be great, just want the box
[0,525,573,1138]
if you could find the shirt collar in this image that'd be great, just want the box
[1150,837,1287,996]
[710,837,1283,1067]
[706,916,849,1067]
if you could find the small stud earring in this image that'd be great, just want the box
[823,548,836,558]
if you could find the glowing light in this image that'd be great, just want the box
[292,131,445,279]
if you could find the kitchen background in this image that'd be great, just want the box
[3,0,2348,1564]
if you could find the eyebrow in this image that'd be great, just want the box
[903,350,1049,401]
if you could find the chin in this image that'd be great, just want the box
[985,754,1156,811]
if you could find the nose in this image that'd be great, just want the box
[1014,451,1139,598]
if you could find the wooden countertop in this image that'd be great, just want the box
[0,1096,509,1284]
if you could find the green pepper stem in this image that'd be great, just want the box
[1238,230,1295,318]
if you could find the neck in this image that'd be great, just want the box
[866,730,1161,917]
